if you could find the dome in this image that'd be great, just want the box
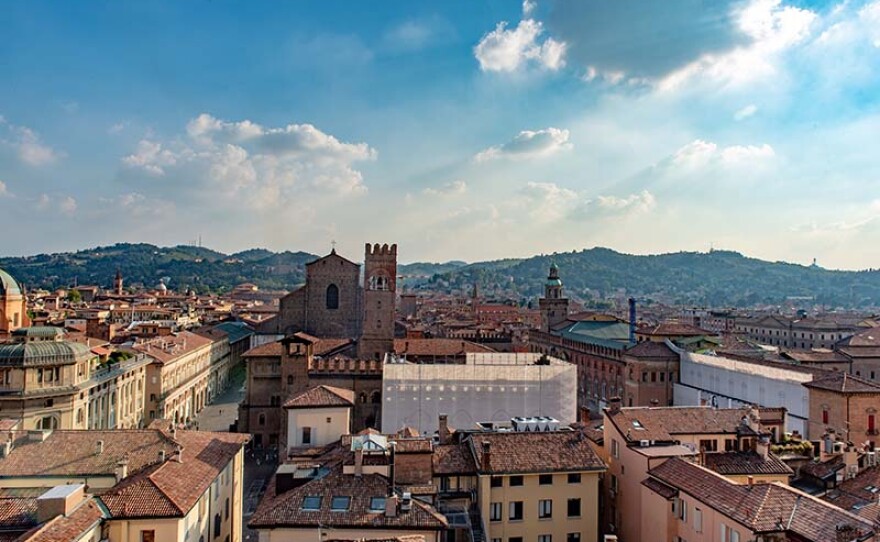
[0,268,22,297]
[157,282,168,292]
[0,340,93,367]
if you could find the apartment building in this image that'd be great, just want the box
[643,457,876,542]
[803,371,880,444]
[0,427,250,542]
[602,401,785,542]
[132,328,237,425]
[735,315,863,350]
[472,429,606,542]
[0,326,148,430]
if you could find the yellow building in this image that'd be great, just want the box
[0,427,250,542]
[471,431,606,542]
[0,326,148,430]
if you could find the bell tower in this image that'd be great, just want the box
[114,268,124,296]
[359,243,397,360]
[539,262,569,332]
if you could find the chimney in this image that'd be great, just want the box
[354,448,364,477]
[628,298,637,343]
[481,441,491,472]
[385,494,399,518]
[95,440,104,455]
[158,449,166,463]
[608,396,622,414]
[747,475,754,487]
[36,485,85,523]
[176,444,183,463]
[756,437,770,459]
[115,458,129,483]
[438,414,450,445]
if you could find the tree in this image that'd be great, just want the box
[67,289,82,303]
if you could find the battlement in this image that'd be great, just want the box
[365,243,397,256]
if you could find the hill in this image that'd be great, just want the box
[2,244,880,307]
[422,248,880,308]
[0,243,317,294]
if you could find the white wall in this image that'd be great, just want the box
[381,357,576,434]
[672,345,810,435]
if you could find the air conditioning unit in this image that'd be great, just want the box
[867,452,877,467]
[604,536,619,542]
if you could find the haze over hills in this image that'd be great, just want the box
[2,243,880,308]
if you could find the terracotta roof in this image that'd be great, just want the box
[803,372,880,394]
[24,498,104,542]
[703,451,793,477]
[606,406,766,443]
[641,477,677,500]
[825,465,880,512]
[0,497,37,529]
[393,339,495,356]
[782,350,849,364]
[249,468,447,530]
[624,340,678,359]
[649,458,876,541]
[284,386,355,409]
[636,322,709,337]
[0,429,248,519]
[838,328,880,348]
[432,444,476,475]
[799,456,845,481]
[129,331,213,365]
[244,337,354,358]
[468,431,606,474]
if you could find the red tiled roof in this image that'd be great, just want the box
[244,338,354,358]
[393,339,495,356]
[432,444,476,475]
[248,468,447,530]
[641,477,677,500]
[284,386,355,409]
[803,372,880,393]
[606,406,775,443]
[703,451,793,477]
[624,340,678,359]
[0,497,36,529]
[636,322,709,337]
[649,458,875,541]
[25,498,104,542]
[469,431,606,474]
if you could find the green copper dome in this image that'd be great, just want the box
[0,268,22,297]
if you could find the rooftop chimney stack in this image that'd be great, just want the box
[176,444,183,463]
[438,414,450,445]
[385,494,399,518]
[115,458,129,483]
[354,448,364,477]
[608,396,622,414]
[481,441,491,472]
[95,440,104,455]
[158,449,166,463]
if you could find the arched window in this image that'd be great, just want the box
[326,284,339,310]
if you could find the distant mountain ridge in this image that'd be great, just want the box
[2,244,880,307]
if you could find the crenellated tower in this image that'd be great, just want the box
[358,243,397,360]
[114,268,124,296]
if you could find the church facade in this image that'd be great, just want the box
[259,243,397,359]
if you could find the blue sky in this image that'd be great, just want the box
[2,0,880,269]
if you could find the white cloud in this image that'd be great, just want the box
[423,180,467,196]
[98,192,175,218]
[384,20,433,51]
[474,3,566,73]
[520,181,580,221]
[59,196,77,215]
[108,122,128,134]
[475,127,571,161]
[658,0,816,90]
[734,104,758,120]
[671,139,775,168]
[121,113,376,209]
[595,190,656,214]
[0,118,62,166]
[0,181,7,197]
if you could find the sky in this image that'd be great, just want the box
[2,0,880,269]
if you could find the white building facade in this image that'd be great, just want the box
[381,352,576,434]
[671,342,813,435]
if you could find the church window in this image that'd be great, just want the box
[326,284,339,310]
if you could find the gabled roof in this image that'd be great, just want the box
[803,372,880,394]
[649,458,876,541]
[703,451,793,477]
[606,406,772,443]
[248,468,447,531]
[284,386,355,409]
[624,340,678,359]
[305,251,359,269]
[468,431,606,475]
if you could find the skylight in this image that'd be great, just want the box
[301,495,321,511]
[330,496,351,511]
[369,496,386,512]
